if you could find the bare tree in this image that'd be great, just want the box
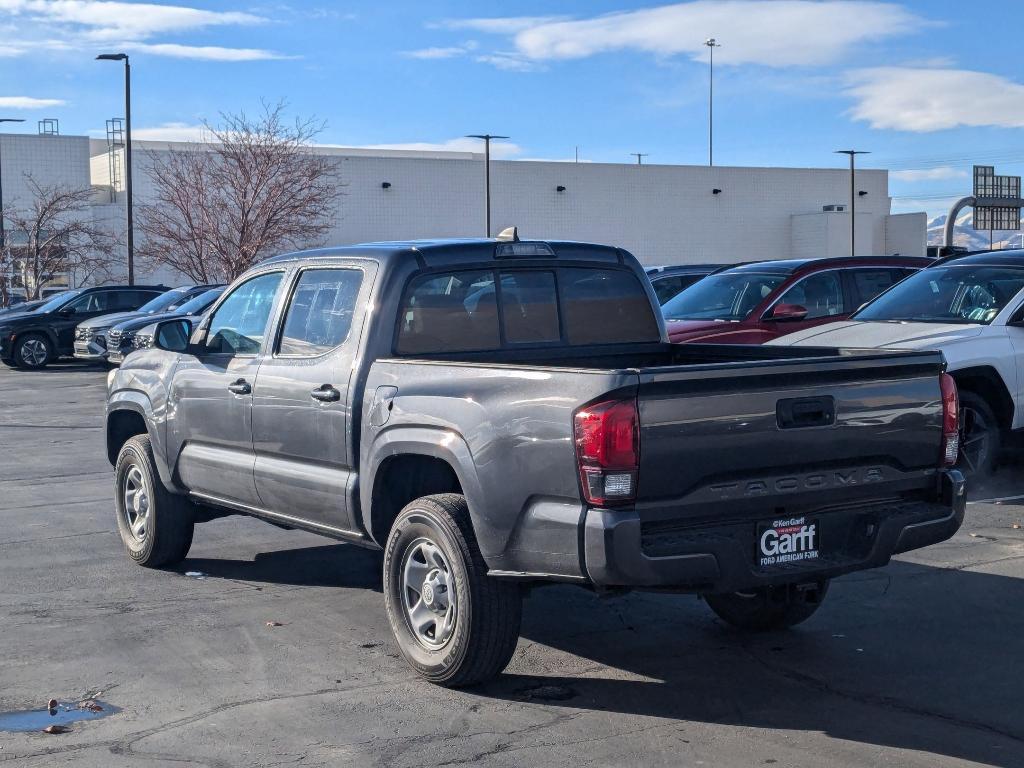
[2,176,119,300]
[139,102,341,282]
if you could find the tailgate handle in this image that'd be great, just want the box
[777,396,835,429]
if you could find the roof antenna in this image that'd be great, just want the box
[496,226,519,242]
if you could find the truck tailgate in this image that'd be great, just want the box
[635,350,946,524]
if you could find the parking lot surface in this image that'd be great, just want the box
[1,363,1023,767]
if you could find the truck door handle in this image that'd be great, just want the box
[227,378,251,395]
[310,384,341,403]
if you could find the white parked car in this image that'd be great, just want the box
[769,251,1024,476]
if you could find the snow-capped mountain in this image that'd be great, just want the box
[927,212,1024,250]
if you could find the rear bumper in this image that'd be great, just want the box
[583,469,966,592]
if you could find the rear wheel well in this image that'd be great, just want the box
[107,409,148,465]
[951,367,1014,432]
[370,455,462,546]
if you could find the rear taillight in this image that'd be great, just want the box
[574,398,639,506]
[940,373,959,467]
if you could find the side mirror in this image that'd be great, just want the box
[766,303,809,322]
[153,318,193,352]
[58,307,75,317]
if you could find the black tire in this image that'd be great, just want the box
[1,357,16,368]
[13,332,53,369]
[383,493,522,687]
[114,434,195,567]
[957,390,1001,479]
[705,579,829,631]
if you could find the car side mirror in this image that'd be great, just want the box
[153,318,193,352]
[766,303,809,321]
[58,307,75,317]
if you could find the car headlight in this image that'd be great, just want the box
[75,326,95,341]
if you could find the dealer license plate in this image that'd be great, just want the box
[756,515,819,568]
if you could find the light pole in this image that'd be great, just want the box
[631,153,648,165]
[835,149,869,257]
[97,53,134,285]
[704,38,720,167]
[466,134,509,237]
[0,118,26,258]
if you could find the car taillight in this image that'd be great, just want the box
[574,398,639,506]
[940,373,959,467]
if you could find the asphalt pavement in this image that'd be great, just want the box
[1,362,1023,768]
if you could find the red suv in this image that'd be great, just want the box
[663,256,932,344]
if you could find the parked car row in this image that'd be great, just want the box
[101,234,965,688]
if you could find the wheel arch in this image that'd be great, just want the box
[950,366,1014,432]
[361,428,486,549]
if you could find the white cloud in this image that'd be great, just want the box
[355,137,522,158]
[435,16,567,34]
[0,0,263,41]
[847,67,1024,131]
[474,53,539,72]
[404,46,467,60]
[0,1,290,62]
[124,42,292,61]
[132,122,208,141]
[0,95,65,108]
[890,166,968,182]
[449,1,924,68]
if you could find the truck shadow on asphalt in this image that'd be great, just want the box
[178,544,384,592]
[481,560,1024,767]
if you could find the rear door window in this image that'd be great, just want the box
[560,268,660,344]
[850,269,901,307]
[278,268,363,356]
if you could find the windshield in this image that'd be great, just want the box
[661,272,787,321]
[176,288,223,315]
[35,288,84,314]
[137,288,193,314]
[854,264,1024,325]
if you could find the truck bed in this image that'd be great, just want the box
[363,342,949,586]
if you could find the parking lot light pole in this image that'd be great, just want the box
[705,38,720,167]
[97,53,134,285]
[0,118,26,259]
[466,134,509,237]
[835,149,869,257]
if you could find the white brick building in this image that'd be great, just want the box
[1,132,926,287]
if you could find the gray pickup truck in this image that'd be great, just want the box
[105,235,965,686]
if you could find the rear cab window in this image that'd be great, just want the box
[396,266,659,354]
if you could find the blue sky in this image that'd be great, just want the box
[2,0,1024,217]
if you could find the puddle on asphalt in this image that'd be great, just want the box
[0,700,118,733]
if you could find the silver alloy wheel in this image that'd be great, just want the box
[122,464,151,543]
[959,405,991,474]
[19,338,47,367]
[400,537,457,649]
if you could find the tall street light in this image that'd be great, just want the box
[466,134,509,237]
[704,38,721,167]
[97,52,135,285]
[0,117,26,259]
[835,149,870,257]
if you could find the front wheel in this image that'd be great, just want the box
[957,391,1001,479]
[383,494,522,687]
[14,333,53,369]
[705,579,830,631]
[114,434,195,567]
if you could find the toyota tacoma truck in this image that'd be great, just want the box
[105,233,966,686]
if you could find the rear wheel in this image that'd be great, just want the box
[957,391,1000,479]
[383,493,522,687]
[114,434,195,567]
[14,333,52,369]
[705,579,829,631]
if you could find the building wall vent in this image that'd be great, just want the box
[822,204,847,212]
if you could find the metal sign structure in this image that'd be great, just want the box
[973,165,1021,231]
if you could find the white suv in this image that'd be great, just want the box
[769,251,1024,476]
